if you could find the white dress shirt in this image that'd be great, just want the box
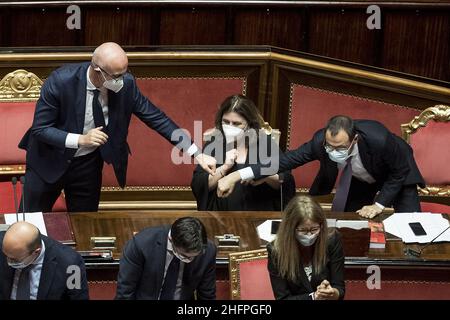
[10,240,46,300]
[64,67,199,158]
[65,66,109,157]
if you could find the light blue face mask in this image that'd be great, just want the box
[327,149,350,164]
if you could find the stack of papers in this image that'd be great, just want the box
[383,212,450,244]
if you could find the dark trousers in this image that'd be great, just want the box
[21,150,104,212]
[344,177,421,212]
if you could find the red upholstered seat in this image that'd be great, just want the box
[0,101,67,213]
[288,85,420,190]
[102,77,245,188]
[0,181,66,214]
[401,106,450,194]
[88,281,117,300]
[345,280,450,300]
[420,202,450,215]
[228,249,275,300]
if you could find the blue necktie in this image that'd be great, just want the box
[331,158,353,212]
[160,256,180,300]
[92,90,113,163]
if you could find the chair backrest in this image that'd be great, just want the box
[420,202,450,215]
[0,69,66,213]
[401,104,450,198]
[228,249,275,300]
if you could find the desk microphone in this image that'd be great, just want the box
[11,177,19,222]
[19,176,26,221]
[405,224,450,257]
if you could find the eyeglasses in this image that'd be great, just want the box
[323,134,358,153]
[92,63,129,81]
[296,226,321,235]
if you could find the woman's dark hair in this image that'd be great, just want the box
[214,95,262,131]
[171,217,208,253]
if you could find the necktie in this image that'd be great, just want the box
[331,158,353,212]
[16,265,32,300]
[160,256,180,300]
[92,90,113,163]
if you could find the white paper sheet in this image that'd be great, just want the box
[4,212,48,236]
[383,212,450,244]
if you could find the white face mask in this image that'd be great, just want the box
[296,232,320,247]
[222,124,244,143]
[7,252,37,269]
[103,77,124,93]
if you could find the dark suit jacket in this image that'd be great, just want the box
[19,62,192,188]
[267,231,345,300]
[251,120,425,207]
[115,225,217,300]
[0,233,88,300]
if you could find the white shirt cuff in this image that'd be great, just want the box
[309,292,315,300]
[238,167,255,180]
[187,144,199,157]
[65,133,80,149]
[375,202,385,210]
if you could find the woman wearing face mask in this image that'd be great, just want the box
[267,195,345,300]
[191,95,295,211]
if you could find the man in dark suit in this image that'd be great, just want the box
[19,42,216,212]
[217,115,425,218]
[116,217,216,300]
[0,221,88,300]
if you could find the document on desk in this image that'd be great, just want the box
[383,212,450,244]
[4,212,48,236]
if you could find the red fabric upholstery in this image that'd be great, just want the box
[345,280,450,300]
[88,281,117,300]
[87,280,230,300]
[238,258,274,300]
[288,85,421,189]
[102,78,245,187]
[0,102,35,164]
[0,181,66,213]
[421,202,450,215]
[410,121,450,186]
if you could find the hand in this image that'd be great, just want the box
[357,204,383,219]
[196,153,217,175]
[224,149,238,168]
[217,171,241,198]
[248,174,279,186]
[315,280,339,300]
[78,126,108,147]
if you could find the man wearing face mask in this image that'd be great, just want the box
[0,221,88,300]
[218,115,425,218]
[18,42,216,213]
[116,217,216,300]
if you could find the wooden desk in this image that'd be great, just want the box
[3,211,450,282]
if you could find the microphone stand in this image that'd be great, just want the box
[406,225,450,257]
[11,177,19,222]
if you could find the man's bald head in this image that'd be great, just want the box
[2,222,41,262]
[92,42,128,76]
